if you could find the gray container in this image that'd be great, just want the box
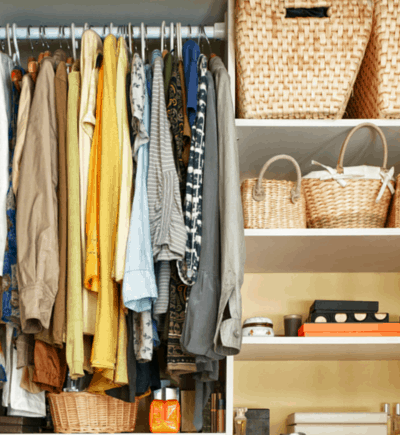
[245,409,270,435]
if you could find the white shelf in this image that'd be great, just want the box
[236,119,400,183]
[244,229,400,273]
[236,337,400,361]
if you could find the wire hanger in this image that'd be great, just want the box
[110,22,114,36]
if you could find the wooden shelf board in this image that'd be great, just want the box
[236,337,400,361]
[244,229,400,273]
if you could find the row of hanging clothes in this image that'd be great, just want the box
[0,21,245,429]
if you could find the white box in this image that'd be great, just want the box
[288,424,387,435]
[287,412,388,425]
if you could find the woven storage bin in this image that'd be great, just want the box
[48,392,139,433]
[303,123,394,228]
[347,0,400,118]
[387,174,400,227]
[235,0,373,119]
[241,154,307,228]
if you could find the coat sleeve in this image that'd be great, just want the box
[212,58,246,357]
[16,59,59,334]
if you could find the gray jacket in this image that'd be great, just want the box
[209,56,245,356]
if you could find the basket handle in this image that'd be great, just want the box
[253,154,302,203]
[337,123,388,174]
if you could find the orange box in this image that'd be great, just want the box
[299,323,400,337]
[149,400,181,433]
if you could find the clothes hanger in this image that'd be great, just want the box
[6,24,13,59]
[63,25,73,72]
[11,24,22,92]
[27,25,38,82]
[161,20,168,57]
[170,22,174,54]
[110,22,114,37]
[12,23,21,66]
[71,23,77,61]
[128,23,133,55]
[43,25,51,58]
[141,22,145,62]
[177,23,183,61]
[198,25,214,59]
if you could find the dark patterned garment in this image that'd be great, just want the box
[177,54,208,286]
[167,59,186,204]
[2,68,23,325]
[166,261,196,379]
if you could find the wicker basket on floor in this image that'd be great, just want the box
[241,154,307,229]
[48,392,139,433]
[302,123,395,228]
[347,0,400,118]
[235,0,373,119]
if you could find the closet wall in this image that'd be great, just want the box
[234,273,400,435]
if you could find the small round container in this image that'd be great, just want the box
[242,317,274,337]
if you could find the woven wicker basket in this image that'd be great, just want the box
[347,0,400,118]
[48,392,139,433]
[303,123,394,228]
[235,0,373,119]
[241,154,307,229]
[387,174,400,227]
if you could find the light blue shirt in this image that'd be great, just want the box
[123,55,158,312]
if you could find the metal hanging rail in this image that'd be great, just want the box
[0,23,226,40]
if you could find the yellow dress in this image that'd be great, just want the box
[89,35,128,391]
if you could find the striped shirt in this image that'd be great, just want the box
[147,53,186,263]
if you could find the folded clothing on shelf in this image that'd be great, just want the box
[299,323,400,337]
[310,300,379,313]
[307,312,389,323]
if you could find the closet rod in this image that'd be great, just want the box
[0,23,226,40]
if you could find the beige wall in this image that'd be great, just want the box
[234,273,400,435]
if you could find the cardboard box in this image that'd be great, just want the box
[310,300,379,313]
[181,390,196,433]
[299,323,400,337]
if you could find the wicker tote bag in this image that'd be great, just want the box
[241,155,307,229]
[347,0,400,118]
[302,123,395,228]
[235,0,373,119]
[387,174,400,228]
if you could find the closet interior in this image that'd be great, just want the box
[2,0,400,434]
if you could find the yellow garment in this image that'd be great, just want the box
[84,65,103,293]
[79,30,103,336]
[66,64,84,379]
[113,37,133,282]
[90,36,128,387]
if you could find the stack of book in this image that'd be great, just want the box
[299,300,400,337]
